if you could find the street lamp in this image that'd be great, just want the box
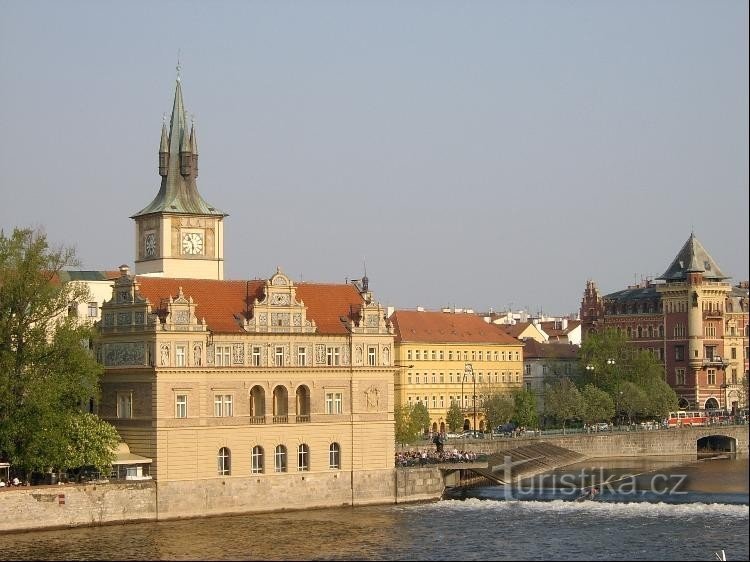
[465,363,476,435]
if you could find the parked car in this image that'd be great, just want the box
[594,422,610,432]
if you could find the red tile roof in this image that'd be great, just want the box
[391,310,520,345]
[521,339,579,359]
[500,322,533,338]
[135,277,366,334]
[539,320,580,337]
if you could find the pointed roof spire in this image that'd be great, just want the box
[190,118,198,154]
[159,116,169,153]
[658,233,728,281]
[132,72,226,219]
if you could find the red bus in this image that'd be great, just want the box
[666,410,708,428]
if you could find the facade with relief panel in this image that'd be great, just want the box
[390,309,524,433]
[580,234,749,412]
[95,75,397,517]
[97,267,395,515]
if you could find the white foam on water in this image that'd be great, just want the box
[421,498,750,518]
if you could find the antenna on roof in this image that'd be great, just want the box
[176,49,182,82]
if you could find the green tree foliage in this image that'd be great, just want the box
[394,404,416,445]
[446,401,464,433]
[512,389,538,428]
[580,328,678,422]
[618,381,647,424]
[394,403,431,445]
[579,329,630,391]
[544,378,584,430]
[62,412,120,476]
[411,402,431,435]
[581,384,615,424]
[642,377,679,419]
[482,393,515,432]
[0,227,115,476]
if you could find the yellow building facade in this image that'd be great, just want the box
[391,310,524,433]
[93,76,397,517]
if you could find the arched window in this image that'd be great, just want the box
[297,444,310,471]
[274,445,287,473]
[249,385,266,423]
[295,385,311,422]
[218,447,231,476]
[329,443,341,469]
[251,445,264,474]
[273,386,289,423]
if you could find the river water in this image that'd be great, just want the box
[0,456,747,561]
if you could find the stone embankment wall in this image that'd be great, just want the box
[0,481,156,533]
[0,468,441,534]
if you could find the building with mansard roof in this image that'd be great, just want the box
[94,74,396,519]
[580,234,749,413]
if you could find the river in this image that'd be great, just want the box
[0,456,747,561]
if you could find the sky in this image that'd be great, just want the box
[1,0,748,317]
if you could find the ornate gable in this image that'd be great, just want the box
[243,267,316,334]
[100,265,158,333]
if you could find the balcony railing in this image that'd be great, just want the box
[248,416,265,425]
[272,415,288,424]
[295,415,311,423]
[702,357,728,367]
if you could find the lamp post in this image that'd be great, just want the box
[465,363,475,435]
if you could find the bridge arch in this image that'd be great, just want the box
[697,434,736,455]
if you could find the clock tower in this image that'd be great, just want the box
[132,70,228,280]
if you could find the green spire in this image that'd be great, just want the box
[132,77,226,218]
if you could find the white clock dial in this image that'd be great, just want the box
[144,233,156,257]
[182,232,204,255]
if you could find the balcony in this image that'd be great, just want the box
[702,356,728,368]
[295,415,311,423]
[248,416,265,425]
[272,415,288,424]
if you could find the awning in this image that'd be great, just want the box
[112,443,152,466]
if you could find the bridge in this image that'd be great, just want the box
[395,425,748,499]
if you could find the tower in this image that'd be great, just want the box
[131,71,227,280]
[657,233,731,408]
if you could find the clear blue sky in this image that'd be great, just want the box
[1,0,747,316]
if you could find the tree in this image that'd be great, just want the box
[482,393,515,433]
[61,412,120,477]
[446,401,464,433]
[544,378,584,431]
[618,381,647,424]
[512,389,538,428]
[581,384,615,424]
[411,402,431,435]
[578,329,629,391]
[394,402,431,445]
[642,377,678,420]
[0,227,114,478]
[394,404,417,445]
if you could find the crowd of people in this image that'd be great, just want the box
[395,448,485,467]
[0,477,22,488]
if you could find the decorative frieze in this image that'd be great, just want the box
[232,344,245,365]
[103,342,146,366]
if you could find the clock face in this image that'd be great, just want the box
[144,233,157,257]
[182,232,204,255]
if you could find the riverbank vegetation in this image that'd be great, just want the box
[0,227,118,482]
